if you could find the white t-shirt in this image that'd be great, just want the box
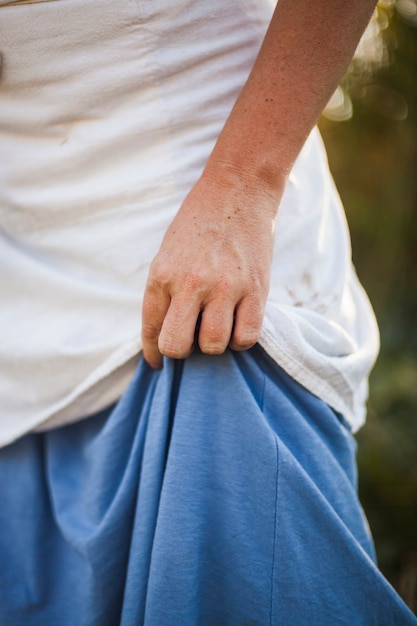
[0,0,379,447]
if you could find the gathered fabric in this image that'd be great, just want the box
[0,0,379,445]
[0,347,415,625]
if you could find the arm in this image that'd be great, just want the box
[142,0,377,368]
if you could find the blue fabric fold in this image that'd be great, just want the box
[0,346,415,625]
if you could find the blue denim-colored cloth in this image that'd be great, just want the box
[0,346,415,625]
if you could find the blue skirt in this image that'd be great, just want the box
[0,346,415,625]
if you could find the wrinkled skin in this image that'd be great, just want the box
[142,169,280,368]
[141,0,378,368]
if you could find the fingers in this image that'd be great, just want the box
[143,291,236,366]
[142,267,205,367]
[197,302,235,354]
[158,297,201,359]
[141,281,170,369]
[229,296,264,352]
[143,279,264,369]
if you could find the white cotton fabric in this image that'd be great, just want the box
[0,0,379,446]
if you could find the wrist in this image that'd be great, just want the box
[202,152,287,216]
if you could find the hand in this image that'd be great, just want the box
[141,168,281,368]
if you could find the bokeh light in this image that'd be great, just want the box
[323,1,411,122]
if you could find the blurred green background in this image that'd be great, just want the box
[318,0,417,612]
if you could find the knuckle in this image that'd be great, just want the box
[148,258,172,288]
[158,338,190,360]
[184,269,210,295]
[233,333,259,350]
[232,318,261,349]
[161,347,181,359]
[142,322,161,342]
[199,340,227,356]
[198,310,232,355]
[159,344,180,360]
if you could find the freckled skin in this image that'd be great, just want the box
[142,0,378,368]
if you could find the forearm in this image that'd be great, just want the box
[142,0,378,366]
[204,0,377,196]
